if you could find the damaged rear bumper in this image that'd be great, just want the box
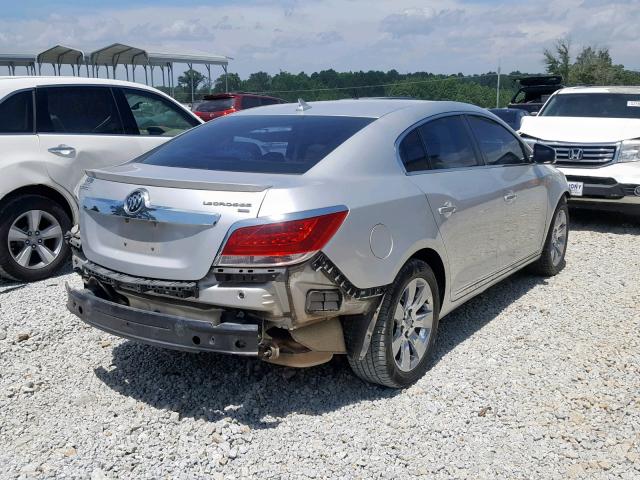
[66,285,259,355]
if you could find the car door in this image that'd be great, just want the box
[37,85,147,197]
[0,89,40,192]
[37,85,200,199]
[400,115,504,300]
[466,114,548,269]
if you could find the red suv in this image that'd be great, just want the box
[192,93,286,121]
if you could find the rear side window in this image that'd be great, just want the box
[399,129,429,172]
[260,97,281,106]
[418,116,480,170]
[37,87,123,134]
[137,114,374,174]
[467,116,527,166]
[120,88,198,137]
[196,98,234,112]
[241,96,262,109]
[0,90,33,133]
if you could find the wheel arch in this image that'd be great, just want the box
[0,184,75,223]
[408,247,446,308]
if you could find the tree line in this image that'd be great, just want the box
[165,40,639,107]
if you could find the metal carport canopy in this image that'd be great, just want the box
[146,50,228,67]
[0,53,36,74]
[36,45,86,75]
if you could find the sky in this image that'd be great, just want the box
[0,0,639,79]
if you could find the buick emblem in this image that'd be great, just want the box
[635,186,640,197]
[568,148,584,161]
[123,189,149,215]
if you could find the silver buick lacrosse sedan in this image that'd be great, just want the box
[67,99,569,387]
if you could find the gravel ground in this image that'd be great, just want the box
[1,209,639,479]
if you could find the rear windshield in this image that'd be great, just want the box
[540,93,640,118]
[137,114,375,174]
[195,98,234,112]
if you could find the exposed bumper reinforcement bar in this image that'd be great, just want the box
[66,285,259,355]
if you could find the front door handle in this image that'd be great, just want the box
[48,144,76,157]
[504,191,517,203]
[438,202,457,218]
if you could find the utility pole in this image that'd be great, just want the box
[496,62,501,108]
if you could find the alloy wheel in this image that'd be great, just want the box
[550,209,567,266]
[392,277,434,372]
[8,210,64,270]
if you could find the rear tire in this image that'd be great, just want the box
[348,259,440,388]
[0,195,71,282]
[530,197,569,277]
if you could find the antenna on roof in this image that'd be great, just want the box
[296,98,311,112]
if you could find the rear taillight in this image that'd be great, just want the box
[217,210,348,266]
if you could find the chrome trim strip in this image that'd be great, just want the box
[82,196,221,226]
[85,169,271,192]
[213,205,349,267]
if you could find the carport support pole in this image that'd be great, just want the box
[144,66,148,85]
[205,64,211,94]
[188,62,194,106]
[125,65,129,81]
[223,64,228,93]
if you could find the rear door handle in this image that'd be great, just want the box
[48,144,76,157]
[504,191,517,202]
[438,202,457,218]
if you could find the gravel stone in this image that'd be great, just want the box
[0,211,639,479]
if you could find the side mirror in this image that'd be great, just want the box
[532,143,556,164]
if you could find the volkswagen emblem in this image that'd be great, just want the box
[123,189,149,215]
[568,148,584,161]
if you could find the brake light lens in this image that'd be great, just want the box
[218,210,348,266]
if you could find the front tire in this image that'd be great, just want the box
[348,259,440,388]
[0,195,71,282]
[530,197,569,276]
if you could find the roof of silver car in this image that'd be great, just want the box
[236,98,486,118]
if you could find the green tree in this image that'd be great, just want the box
[544,39,571,82]
[178,69,205,90]
[543,40,625,85]
[244,71,271,93]
[214,72,242,92]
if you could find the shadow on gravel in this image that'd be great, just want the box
[95,271,545,429]
[95,345,398,429]
[432,271,546,364]
[569,208,639,235]
[0,262,73,290]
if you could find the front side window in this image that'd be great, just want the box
[37,87,123,134]
[418,116,480,170]
[399,129,429,172]
[540,93,640,119]
[0,90,33,133]
[137,114,374,174]
[121,88,198,136]
[467,116,527,166]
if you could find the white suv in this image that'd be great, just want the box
[0,77,202,281]
[519,86,640,215]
